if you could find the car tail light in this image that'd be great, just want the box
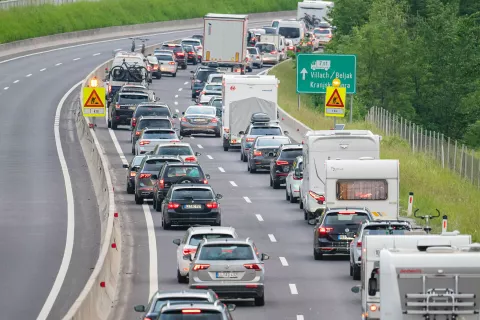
[288,46,294,50]
[234,68,241,73]
[270,50,277,54]
[170,139,180,142]
[318,227,333,235]
[210,118,218,123]
[205,202,218,209]
[167,202,180,209]
[244,263,261,270]
[139,140,150,145]
[131,118,136,127]
[276,160,289,166]
[327,35,332,38]
[188,51,194,54]
[153,65,159,70]
[183,248,196,255]
[253,150,262,156]
[309,191,325,203]
[158,179,165,189]
[177,53,184,56]
[184,156,196,162]
[192,264,210,271]
[135,131,141,136]
[203,179,208,184]
[246,137,255,142]
[168,61,175,65]
[143,317,152,320]
[115,103,120,109]
[139,173,152,179]
[182,309,201,314]
[370,304,378,312]
[181,117,187,122]
[146,65,151,71]
[129,171,136,177]
[357,241,362,248]
[108,84,112,93]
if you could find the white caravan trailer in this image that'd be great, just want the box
[297,1,334,25]
[379,245,480,320]
[325,159,399,219]
[300,130,381,220]
[357,234,472,320]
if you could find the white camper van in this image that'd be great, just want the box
[297,1,334,24]
[277,20,305,46]
[325,159,399,219]
[300,130,381,220]
[357,234,472,320]
[379,244,480,320]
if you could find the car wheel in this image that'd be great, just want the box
[242,153,247,162]
[254,294,265,306]
[182,64,187,70]
[126,184,134,194]
[162,214,171,230]
[285,188,290,201]
[135,194,144,205]
[215,219,221,226]
[172,72,177,77]
[249,162,256,173]
[353,264,361,280]
[314,249,323,260]
[131,146,135,155]
[304,209,308,220]
[215,131,221,138]
[155,198,162,212]
[111,120,118,130]
[156,74,161,79]
[269,176,273,187]
[300,199,304,210]
[177,269,188,284]
[107,119,111,128]
[223,146,228,152]
[193,59,198,65]
[350,261,354,276]
[273,179,280,189]
[240,152,244,161]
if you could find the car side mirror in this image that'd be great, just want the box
[261,253,270,261]
[182,111,185,115]
[190,71,194,74]
[205,174,211,179]
[173,239,181,246]
[173,114,178,118]
[227,304,236,312]
[368,277,378,296]
[151,174,158,180]
[183,253,192,261]
[134,305,146,312]
[351,285,360,294]
[195,152,201,156]
[284,130,289,135]
[216,193,223,199]
[239,131,245,135]
[123,164,128,168]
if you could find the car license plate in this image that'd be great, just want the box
[193,119,205,122]
[216,272,238,278]
[338,235,350,240]
[184,204,202,209]
[129,106,136,110]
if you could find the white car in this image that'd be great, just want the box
[155,53,178,77]
[313,27,333,46]
[247,46,263,68]
[181,38,203,61]
[285,155,303,203]
[172,226,238,283]
[255,42,280,64]
[135,128,180,155]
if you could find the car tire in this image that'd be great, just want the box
[162,214,171,230]
[350,262,354,276]
[223,146,228,152]
[107,119,111,128]
[182,64,187,70]
[155,198,162,212]
[126,184,134,194]
[240,152,244,161]
[111,120,118,130]
[269,176,273,187]
[273,179,280,189]
[254,294,265,306]
[314,249,323,260]
[353,264,361,280]
[242,153,247,162]
[172,72,177,77]
[300,199,304,210]
[290,188,297,203]
[285,188,290,201]
[131,146,135,155]
[249,163,256,173]
[193,59,198,65]
[304,209,308,220]
[177,269,188,284]
[135,194,144,205]
[215,219,221,226]
[215,131,221,138]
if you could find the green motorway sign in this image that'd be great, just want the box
[296,54,357,94]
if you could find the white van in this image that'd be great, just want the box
[300,130,381,220]
[277,20,305,45]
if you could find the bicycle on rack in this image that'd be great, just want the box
[413,208,441,234]
[129,37,149,54]
[108,58,149,84]
[140,38,148,55]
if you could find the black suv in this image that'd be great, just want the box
[131,102,175,131]
[190,66,221,98]
[108,92,150,129]
[161,43,187,69]
[182,44,199,65]
[269,144,303,189]
[152,162,210,211]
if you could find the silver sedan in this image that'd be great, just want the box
[179,105,221,137]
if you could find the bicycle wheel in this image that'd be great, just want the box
[110,66,127,81]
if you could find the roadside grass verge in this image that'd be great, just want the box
[0,0,297,44]
[271,60,480,241]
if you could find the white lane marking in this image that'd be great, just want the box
[93,53,101,56]
[26,73,32,77]
[279,257,289,266]
[243,196,252,203]
[36,81,81,320]
[255,214,264,222]
[175,109,179,113]
[40,68,46,71]
[297,315,304,320]
[142,204,159,297]
[184,81,188,85]
[13,80,19,84]
[218,167,225,173]
[268,234,277,243]
[108,129,128,165]
[174,101,178,105]
[229,181,237,187]
[114,48,122,51]
[289,284,298,295]
[197,144,203,149]
[207,155,213,160]
[178,88,183,92]
[175,94,179,98]
[73,58,80,61]
[3,87,8,90]
[190,136,195,139]
[55,63,62,66]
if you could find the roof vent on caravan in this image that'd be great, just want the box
[425,246,456,253]
[417,239,452,251]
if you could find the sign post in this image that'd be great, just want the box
[82,76,105,129]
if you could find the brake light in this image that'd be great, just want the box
[205,202,218,209]
[131,118,136,127]
[370,304,378,312]
[244,263,261,270]
[167,202,180,209]
[184,156,196,162]
[182,309,201,314]
[276,160,289,166]
[183,248,196,255]
[327,35,332,38]
[153,65,159,70]
[168,61,175,65]
[270,50,277,54]
[338,210,357,215]
[181,117,187,122]
[192,264,210,271]
[129,171,136,177]
[253,150,262,156]
[288,46,294,50]
[115,103,120,109]
[139,173,152,179]
[318,227,333,235]
[170,139,180,142]
[203,179,208,184]
[234,68,241,73]
[143,317,152,320]
[309,191,325,203]
[135,131,141,136]
[139,140,150,145]
[188,51,194,54]
[146,65,151,71]
[246,138,255,142]
[177,53,184,56]
[210,118,218,123]
[158,179,165,189]
[357,241,362,248]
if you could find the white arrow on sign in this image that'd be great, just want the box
[300,68,308,80]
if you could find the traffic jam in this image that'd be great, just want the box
[102,7,480,320]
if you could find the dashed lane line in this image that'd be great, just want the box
[174,101,178,105]
[243,196,252,203]
[93,53,101,56]
[175,109,180,113]
[184,81,188,85]
[255,214,264,222]
[175,95,179,98]
[55,63,62,66]
[40,68,46,71]
[268,234,277,243]
[197,144,203,149]
[218,167,225,173]
[207,155,213,159]
[229,181,237,187]
[3,87,9,90]
[289,284,298,295]
[279,257,289,266]
[26,73,32,77]
[178,88,182,92]
[73,58,80,61]
[13,80,19,84]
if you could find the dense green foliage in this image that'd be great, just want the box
[327,0,480,148]
[0,0,297,44]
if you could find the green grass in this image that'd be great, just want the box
[271,60,480,242]
[0,0,297,44]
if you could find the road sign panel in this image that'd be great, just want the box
[325,86,346,118]
[296,54,356,94]
[326,88,344,107]
[82,87,106,117]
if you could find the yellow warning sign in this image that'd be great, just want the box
[326,89,345,107]
[82,87,106,117]
[324,86,346,118]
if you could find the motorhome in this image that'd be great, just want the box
[358,234,472,320]
[379,244,480,320]
[325,159,399,219]
[300,130,381,220]
[222,75,279,151]
[297,1,334,25]
[277,20,305,46]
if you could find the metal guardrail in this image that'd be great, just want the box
[0,0,99,10]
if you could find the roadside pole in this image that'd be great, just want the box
[349,95,353,123]
[297,94,300,111]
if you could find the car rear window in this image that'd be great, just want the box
[250,127,282,135]
[196,70,218,82]
[182,40,201,47]
[186,107,216,115]
[138,119,172,130]
[166,166,202,178]
[159,311,223,319]
[256,137,290,147]
[143,159,170,171]
[256,43,275,53]
[189,233,234,246]
[135,106,171,118]
[199,244,254,260]
[336,180,388,200]
[205,85,221,91]
[156,54,174,61]
[173,188,214,201]
[209,76,222,83]
[279,149,303,159]
[118,95,149,104]
[156,146,192,156]
[324,212,370,225]
[314,29,331,35]
[147,56,159,64]
[153,298,209,312]
[142,130,177,139]
[278,27,300,39]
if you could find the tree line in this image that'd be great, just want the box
[326,0,480,148]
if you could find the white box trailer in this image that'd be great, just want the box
[221,75,279,151]
[297,1,334,24]
[301,130,381,219]
[379,245,480,320]
[358,234,472,320]
[203,13,248,69]
[325,159,399,219]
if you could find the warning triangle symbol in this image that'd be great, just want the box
[84,89,104,108]
[326,89,344,108]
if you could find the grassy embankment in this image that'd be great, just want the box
[0,0,297,44]
[270,60,480,241]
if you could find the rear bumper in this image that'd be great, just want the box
[165,211,220,225]
[189,283,264,299]
[180,122,219,133]
[315,240,352,254]
[137,188,154,199]
[250,157,272,169]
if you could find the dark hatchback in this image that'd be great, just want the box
[190,66,221,98]
[123,155,146,194]
[152,163,209,211]
[269,144,303,189]
[108,92,150,129]
[131,115,174,152]
[161,185,222,229]
[134,156,182,204]
[247,136,291,173]
[313,208,373,260]
[161,43,187,69]
[131,102,175,131]
[182,44,199,65]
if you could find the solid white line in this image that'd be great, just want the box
[55,63,62,66]
[207,155,213,159]
[297,315,304,320]
[229,181,237,187]
[255,214,264,222]
[40,68,46,71]
[175,94,179,98]
[243,196,252,203]
[3,87,8,90]
[178,88,183,91]
[93,53,101,56]
[142,204,159,298]
[114,48,122,51]
[197,144,203,149]
[279,257,289,266]
[73,58,80,61]
[268,234,277,242]
[289,284,298,295]
[190,136,195,139]
[175,109,180,113]
[36,81,81,320]
[174,101,178,105]
[13,80,19,84]
[184,81,188,85]
[108,129,128,165]
[218,167,225,173]
[26,73,32,77]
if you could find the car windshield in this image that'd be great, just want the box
[159,312,223,320]
[256,43,275,53]
[135,106,170,118]
[156,146,193,156]
[211,100,222,108]
[156,54,174,61]
[118,95,149,104]
[279,27,300,39]
[250,127,282,135]
[147,56,159,64]
[280,149,303,159]
[153,298,209,312]
[189,233,234,246]
[186,107,216,115]
[196,70,218,82]
[205,85,221,91]
[143,159,171,171]
[257,138,290,147]
[167,166,202,178]
[247,48,257,54]
[173,188,214,200]
[138,119,172,129]
[199,244,254,260]
[182,40,201,47]
[142,131,177,139]
[324,212,370,225]
[314,29,330,35]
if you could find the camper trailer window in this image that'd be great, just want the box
[336,180,388,201]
